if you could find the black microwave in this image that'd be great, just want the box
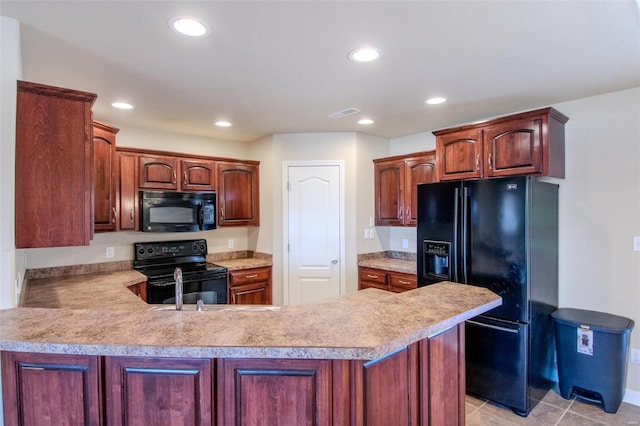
[140,191,216,232]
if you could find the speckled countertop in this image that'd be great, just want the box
[211,257,272,271]
[2,269,500,360]
[358,258,417,275]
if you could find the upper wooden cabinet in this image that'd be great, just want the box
[15,81,97,248]
[93,121,119,232]
[217,161,260,227]
[435,107,569,181]
[374,151,437,226]
[180,158,215,191]
[117,151,138,230]
[138,155,216,191]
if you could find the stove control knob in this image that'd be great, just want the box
[137,248,145,256]
[192,244,198,252]
[147,248,154,254]
[199,244,205,251]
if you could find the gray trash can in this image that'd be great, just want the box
[551,308,634,413]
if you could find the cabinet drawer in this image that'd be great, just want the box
[389,273,417,291]
[358,268,387,285]
[229,267,271,286]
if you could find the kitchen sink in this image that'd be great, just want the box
[148,305,282,312]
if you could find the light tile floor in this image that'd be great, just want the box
[466,388,640,425]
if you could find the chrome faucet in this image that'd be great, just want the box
[174,267,183,311]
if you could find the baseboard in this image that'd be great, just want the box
[624,388,640,406]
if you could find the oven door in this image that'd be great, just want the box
[141,191,216,232]
[147,275,228,305]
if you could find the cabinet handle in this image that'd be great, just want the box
[476,154,480,171]
[173,171,177,184]
[244,274,259,279]
[130,209,135,223]
[406,207,410,221]
[183,171,188,186]
[488,153,493,170]
[366,274,379,279]
[398,280,411,285]
[398,207,402,220]
[112,207,117,223]
[221,207,225,220]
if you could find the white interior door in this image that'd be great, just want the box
[285,163,343,305]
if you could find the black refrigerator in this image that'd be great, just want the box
[417,176,558,416]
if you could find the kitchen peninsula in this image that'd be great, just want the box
[1,272,500,425]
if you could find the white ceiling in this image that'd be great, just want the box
[2,1,639,143]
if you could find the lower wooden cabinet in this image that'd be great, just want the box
[127,282,147,302]
[228,266,272,304]
[1,351,103,425]
[104,356,214,426]
[1,325,465,425]
[358,266,417,293]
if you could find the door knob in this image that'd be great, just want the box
[331,259,338,264]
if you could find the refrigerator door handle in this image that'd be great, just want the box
[452,187,459,283]
[462,187,469,284]
[466,320,520,334]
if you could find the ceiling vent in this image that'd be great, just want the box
[328,107,362,119]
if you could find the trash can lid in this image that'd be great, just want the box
[551,308,635,334]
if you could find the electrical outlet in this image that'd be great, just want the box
[631,348,640,364]
[228,239,234,249]
[370,227,376,239]
[369,216,374,227]
[633,236,640,251]
[106,247,115,259]
[402,239,409,249]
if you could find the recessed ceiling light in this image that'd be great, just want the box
[111,102,133,110]
[358,118,375,125]
[214,121,232,127]
[169,17,209,37]
[426,97,447,105]
[348,47,381,63]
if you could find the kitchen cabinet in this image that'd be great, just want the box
[180,158,216,191]
[435,107,569,181]
[116,150,138,230]
[1,351,103,425]
[217,161,260,226]
[104,356,213,425]
[93,121,119,232]
[228,266,272,305]
[139,155,215,192]
[358,266,417,293]
[2,324,466,426]
[217,358,332,425]
[15,80,97,248]
[138,154,179,190]
[373,151,437,226]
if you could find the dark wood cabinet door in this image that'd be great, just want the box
[230,282,271,304]
[483,117,542,177]
[138,155,179,190]
[405,152,437,226]
[374,159,404,226]
[352,344,419,426]
[436,129,484,181]
[180,159,215,191]
[218,358,332,426]
[1,351,102,426]
[117,152,138,230]
[15,81,96,248]
[93,121,118,232]
[420,324,465,425]
[104,356,213,426]
[217,162,260,226]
